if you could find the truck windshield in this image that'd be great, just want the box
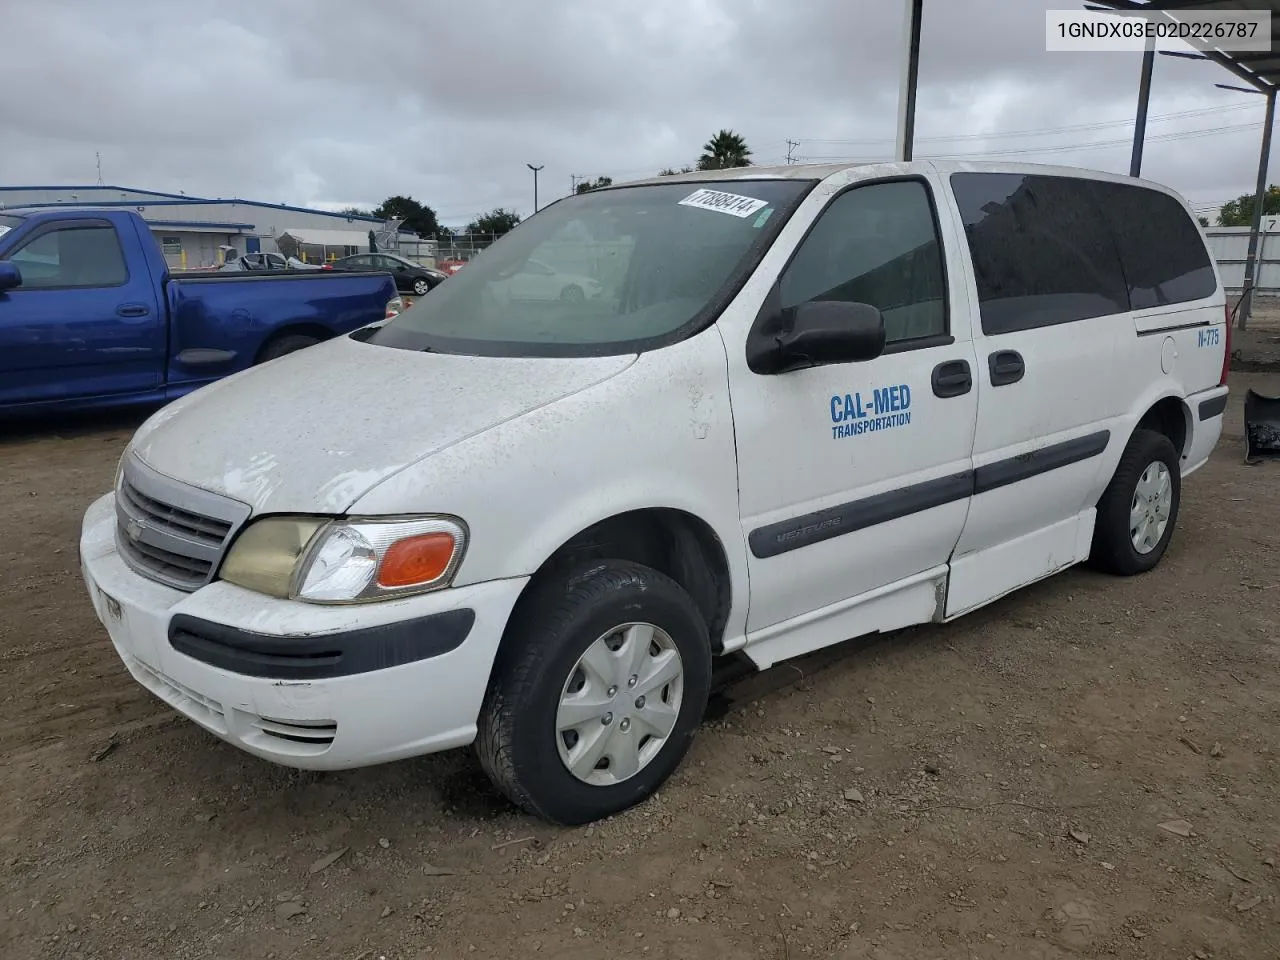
[368,179,812,357]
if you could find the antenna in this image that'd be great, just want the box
[95,151,104,186]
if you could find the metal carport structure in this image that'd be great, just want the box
[893,0,1280,329]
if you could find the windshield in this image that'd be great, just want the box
[369,179,812,357]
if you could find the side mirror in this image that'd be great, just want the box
[748,299,886,374]
[0,262,22,293]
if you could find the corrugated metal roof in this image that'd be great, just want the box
[1089,1,1280,91]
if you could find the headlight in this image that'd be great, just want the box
[219,515,467,604]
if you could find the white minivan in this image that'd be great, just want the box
[80,161,1231,824]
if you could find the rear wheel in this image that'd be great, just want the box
[476,560,711,825]
[257,334,320,363]
[1090,428,1181,575]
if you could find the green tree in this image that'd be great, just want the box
[657,166,694,176]
[697,130,752,171]
[575,176,613,194]
[1217,185,1280,226]
[465,208,521,238]
[373,195,441,238]
[1198,216,1209,228]
[339,206,374,219]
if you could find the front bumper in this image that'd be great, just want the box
[79,493,527,770]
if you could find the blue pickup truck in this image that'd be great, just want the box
[0,208,401,416]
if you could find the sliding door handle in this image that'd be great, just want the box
[988,350,1025,386]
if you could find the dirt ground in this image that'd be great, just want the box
[3,373,1280,960]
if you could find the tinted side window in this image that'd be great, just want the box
[950,173,1128,334]
[780,180,947,344]
[1090,181,1217,309]
[6,226,128,289]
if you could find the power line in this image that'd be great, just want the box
[796,118,1265,163]
[793,101,1257,148]
[936,119,1264,159]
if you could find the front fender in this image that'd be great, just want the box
[348,327,751,645]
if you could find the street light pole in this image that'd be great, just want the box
[527,163,544,214]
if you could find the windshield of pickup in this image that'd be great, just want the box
[368,179,812,357]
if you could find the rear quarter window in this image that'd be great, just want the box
[949,172,1129,335]
[1088,181,1217,309]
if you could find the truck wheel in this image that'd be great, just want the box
[257,334,319,363]
[1089,428,1181,576]
[476,560,711,825]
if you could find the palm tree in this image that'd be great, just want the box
[697,130,753,171]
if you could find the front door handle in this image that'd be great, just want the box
[988,350,1025,386]
[931,359,972,398]
[117,303,151,318]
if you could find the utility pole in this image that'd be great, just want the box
[570,173,585,195]
[95,151,104,186]
[786,140,799,164]
[527,163,545,213]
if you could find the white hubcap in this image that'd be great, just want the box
[1130,460,1173,555]
[556,622,684,786]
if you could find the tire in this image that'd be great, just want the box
[476,560,712,825]
[257,334,320,363]
[1089,428,1181,576]
[412,278,430,296]
[559,284,585,302]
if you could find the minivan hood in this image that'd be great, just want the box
[130,335,636,514]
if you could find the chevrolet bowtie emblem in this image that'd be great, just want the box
[126,519,143,541]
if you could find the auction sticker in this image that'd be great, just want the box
[678,188,769,218]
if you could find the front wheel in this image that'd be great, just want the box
[476,560,711,825]
[1090,428,1181,575]
[412,278,430,296]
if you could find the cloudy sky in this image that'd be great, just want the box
[0,0,1272,227]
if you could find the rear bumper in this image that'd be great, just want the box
[79,492,527,770]
[1184,385,1228,477]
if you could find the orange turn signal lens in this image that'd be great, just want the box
[377,532,457,588]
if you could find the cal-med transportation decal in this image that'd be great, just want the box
[830,384,912,439]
